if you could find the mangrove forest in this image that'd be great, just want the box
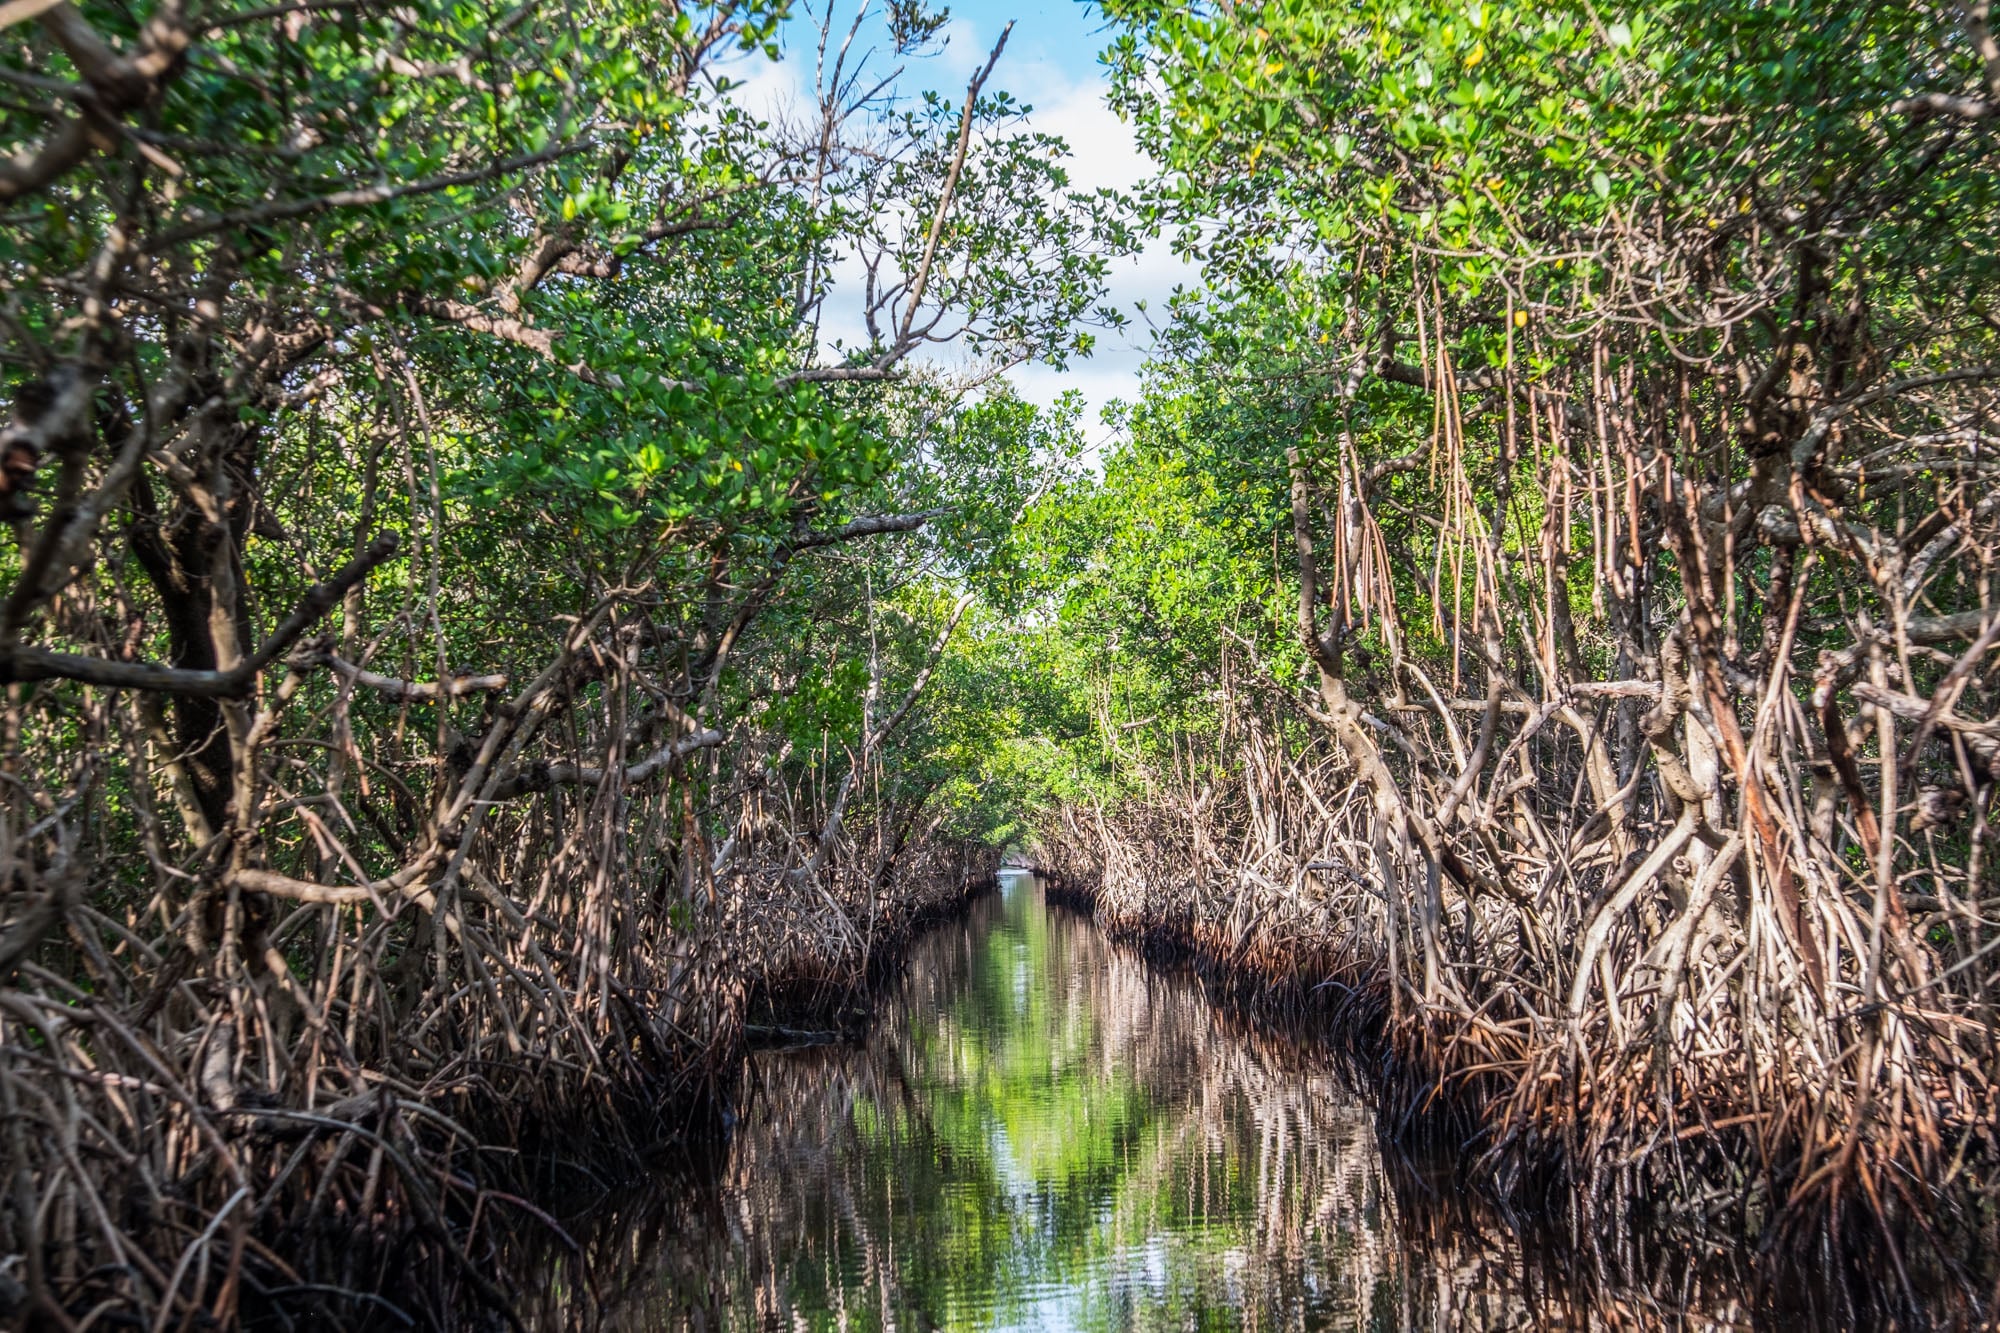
[1,0,1997,1324]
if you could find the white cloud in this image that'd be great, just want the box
[1005,75,1198,451]
[720,4,1199,452]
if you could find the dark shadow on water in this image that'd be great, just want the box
[498,877,1773,1331]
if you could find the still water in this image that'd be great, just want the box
[533,874,1667,1330]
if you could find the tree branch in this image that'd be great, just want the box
[321,652,507,701]
[487,726,725,797]
[1,534,398,695]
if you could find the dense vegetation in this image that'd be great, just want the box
[2,0,1998,1324]
[1017,0,2000,1322]
[0,0,1126,1322]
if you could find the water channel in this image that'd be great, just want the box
[521,872,1725,1330]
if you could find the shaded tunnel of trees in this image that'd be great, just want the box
[1,0,1997,1325]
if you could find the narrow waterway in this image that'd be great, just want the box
[523,873,1718,1329]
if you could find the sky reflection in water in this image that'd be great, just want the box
[578,874,1543,1330]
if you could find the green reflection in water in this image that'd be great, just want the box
[569,876,1544,1330]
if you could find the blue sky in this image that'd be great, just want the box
[935,0,1119,90]
[940,0,1188,441]
[738,0,1196,445]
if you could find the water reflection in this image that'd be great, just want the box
[531,876,1738,1330]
